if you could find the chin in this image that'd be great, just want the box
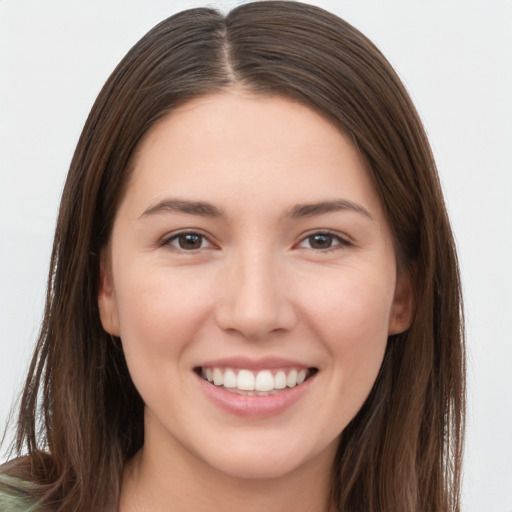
[207,452,308,480]
[194,431,338,481]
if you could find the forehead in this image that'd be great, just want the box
[121,92,383,219]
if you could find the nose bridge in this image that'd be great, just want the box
[216,243,295,339]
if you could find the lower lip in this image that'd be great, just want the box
[196,373,315,418]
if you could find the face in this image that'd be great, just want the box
[99,92,412,480]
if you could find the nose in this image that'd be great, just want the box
[215,248,297,340]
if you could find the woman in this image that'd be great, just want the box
[0,1,465,511]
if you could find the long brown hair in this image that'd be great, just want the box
[3,2,465,510]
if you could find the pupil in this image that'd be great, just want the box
[310,234,332,249]
[179,234,202,249]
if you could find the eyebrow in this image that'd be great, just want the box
[139,198,372,220]
[288,200,373,220]
[139,199,224,219]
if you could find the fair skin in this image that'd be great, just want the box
[98,91,413,512]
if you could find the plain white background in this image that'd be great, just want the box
[0,0,511,510]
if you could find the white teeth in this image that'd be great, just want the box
[201,366,313,393]
[213,368,223,386]
[274,370,287,389]
[286,369,298,388]
[255,370,274,392]
[237,369,255,391]
[223,369,237,388]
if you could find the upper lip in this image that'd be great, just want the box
[196,356,316,371]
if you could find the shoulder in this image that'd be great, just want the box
[0,459,41,511]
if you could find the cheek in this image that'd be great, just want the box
[296,269,393,397]
[113,265,214,377]
[301,270,393,346]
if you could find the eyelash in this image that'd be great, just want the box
[161,230,352,253]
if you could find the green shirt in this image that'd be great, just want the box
[0,474,40,512]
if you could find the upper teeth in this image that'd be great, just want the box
[202,367,309,392]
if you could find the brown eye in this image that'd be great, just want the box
[298,232,349,251]
[167,232,210,250]
[308,234,334,249]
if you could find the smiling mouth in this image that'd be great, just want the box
[195,366,318,396]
